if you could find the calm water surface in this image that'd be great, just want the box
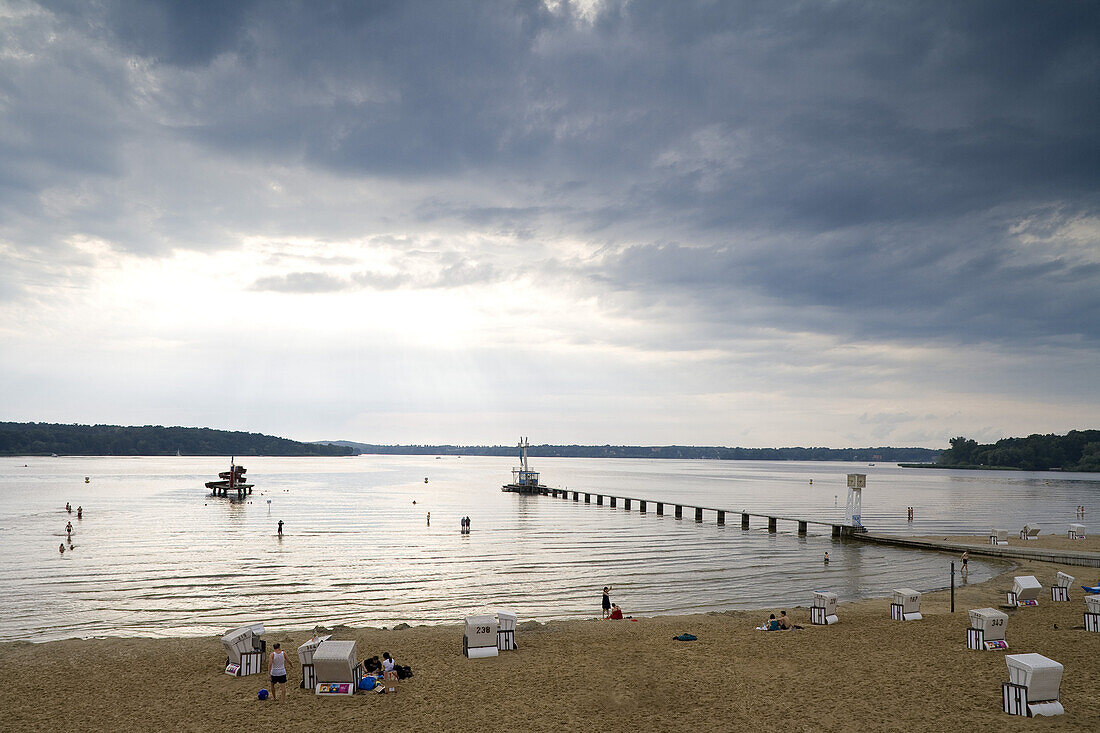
[1,455,1097,641]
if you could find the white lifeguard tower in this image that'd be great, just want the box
[845,474,865,530]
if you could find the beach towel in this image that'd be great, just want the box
[673,633,698,641]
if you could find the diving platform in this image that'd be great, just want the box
[205,458,254,498]
[501,437,547,494]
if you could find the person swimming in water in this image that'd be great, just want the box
[59,543,65,555]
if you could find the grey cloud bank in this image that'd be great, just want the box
[0,0,1097,446]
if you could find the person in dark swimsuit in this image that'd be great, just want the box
[602,586,612,619]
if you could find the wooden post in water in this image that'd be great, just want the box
[624,498,631,510]
[610,497,617,508]
[741,513,750,529]
[596,494,603,505]
[584,493,590,503]
[675,505,683,519]
[639,500,646,513]
[950,562,955,613]
[831,525,841,538]
[798,521,807,535]
[717,510,725,525]
[573,492,579,501]
[656,502,664,515]
[695,507,703,523]
[768,516,777,532]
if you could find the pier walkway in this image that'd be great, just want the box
[530,488,1100,567]
[852,533,1100,568]
[535,487,861,538]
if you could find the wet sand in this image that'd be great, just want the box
[3,557,1098,731]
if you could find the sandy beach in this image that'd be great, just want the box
[3,556,1098,732]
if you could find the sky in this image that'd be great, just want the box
[1,0,1098,448]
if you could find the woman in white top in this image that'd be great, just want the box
[269,643,291,701]
[382,652,397,694]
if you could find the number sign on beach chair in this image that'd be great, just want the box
[463,615,499,659]
[967,608,1008,651]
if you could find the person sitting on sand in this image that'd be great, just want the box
[382,652,397,694]
[608,603,624,620]
[364,656,382,674]
[777,611,791,629]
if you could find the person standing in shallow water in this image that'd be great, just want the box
[961,550,969,578]
[277,520,283,535]
[823,552,830,564]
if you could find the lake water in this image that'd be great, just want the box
[1,455,1098,641]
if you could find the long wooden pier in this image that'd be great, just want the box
[535,487,860,538]
[852,533,1100,568]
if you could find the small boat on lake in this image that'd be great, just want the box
[502,437,547,494]
[205,457,254,498]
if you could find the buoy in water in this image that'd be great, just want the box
[424,478,428,483]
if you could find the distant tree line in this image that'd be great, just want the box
[936,430,1100,472]
[0,422,354,457]
[324,441,940,462]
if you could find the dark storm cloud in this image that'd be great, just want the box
[3,0,1099,347]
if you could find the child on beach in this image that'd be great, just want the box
[269,643,291,702]
[602,586,613,618]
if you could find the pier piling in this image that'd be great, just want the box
[675,505,683,519]
[717,510,725,525]
[695,507,703,523]
[584,493,590,503]
[768,516,777,532]
[741,513,750,529]
[798,520,807,535]
[639,500,646,513]
[596,495,603,505]
[656,502,664,515]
